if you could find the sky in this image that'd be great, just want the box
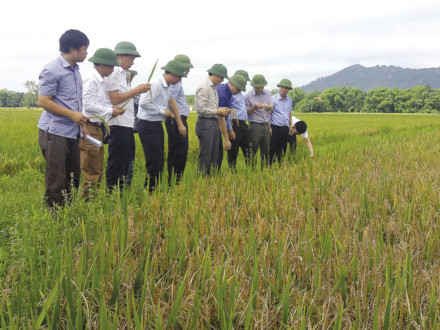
[1,0,439,94]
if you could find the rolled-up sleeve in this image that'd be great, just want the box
[83,80,113,122]
[39,68,57,96]
[139,83,167,115]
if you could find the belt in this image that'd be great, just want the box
[199,116,217,120]
[250,121,269,126]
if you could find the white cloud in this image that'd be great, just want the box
[1,0,439,92]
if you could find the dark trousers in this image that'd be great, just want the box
[45,132,80,208]
[248,122,270,167]
[227,120,250,168]
[196,117,223,176]
[106,126,134,193]
[287,134,297,154]
[270,125,289,164]
[126,136,136,186]
[38,128,48,160]
[138,119,164,192]
[165,115,188,184]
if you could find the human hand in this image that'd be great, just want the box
[136,83,151,93]
[164,109,175,118]
[229,130,236,140]
[223,139,231,150]
[178,123,187,137]
[112,106,125,117]
[71,111,88,125]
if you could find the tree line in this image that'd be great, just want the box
[1,82,440,113]
[288,85,440,113]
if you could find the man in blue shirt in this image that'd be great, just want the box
[227,70,251,169]
[137,59,188,192]
[37,29,89,208]
[270,79,293,164]
[216,74,247,169]
[166,54,192,185]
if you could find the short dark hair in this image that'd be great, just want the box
[295,120,307,134]
[59,29,89,53]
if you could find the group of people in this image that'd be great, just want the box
[37,29,313,209]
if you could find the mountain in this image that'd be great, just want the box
[301,64,440,92]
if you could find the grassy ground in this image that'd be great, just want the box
[0,108,440,329]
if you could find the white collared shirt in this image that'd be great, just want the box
[82,71,113,123]
[104,67,135,128]
[194,77,219,118]
[137,75,170,122]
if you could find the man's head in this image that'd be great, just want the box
[292,120,307,135]
[228,74,247,94]
[207,64,228,85]
[59,29,89,63]
[114,41,141,70]
[174,54,193,77]
[89,48,119,78]
[277,79,293,98]
[162,59,188,85]
[251,74,268,95]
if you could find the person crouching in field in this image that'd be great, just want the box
[80,48,124,200]
[228,70,251,169]
[270,79,294,164]
[104,41,151,193]
[137,60,188,193]
[37,29,89,209]
[245,74,274,168]
[166,54,192,185]
[216,74,247,169]
[288,116,314,158]
[194,64,232,176]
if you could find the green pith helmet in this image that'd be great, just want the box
[161,60,188,77]
[251,74,268,88]
[174,54,193,68]
[88,48,119,66]
[234,70,250,82]
[277,78,293,89]
[207,64,228,78]
[114,41,141,57]
[229,74,247,92]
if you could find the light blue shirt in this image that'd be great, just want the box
[37,110,49,131]
[137,76,170,122]
[245,89,273,123]
[168,81,190,117]
[38,56,83,139]
[271,94,293,127]
[230,93,247,121]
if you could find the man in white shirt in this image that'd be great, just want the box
[137,59,188,193]
[104,41,150,193]
[80,48,124,199]
[288,116,314,158]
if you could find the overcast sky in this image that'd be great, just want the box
[1,0,439,94]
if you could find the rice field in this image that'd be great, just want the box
[0,108,440,329]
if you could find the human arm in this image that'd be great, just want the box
[168,98,187,137]
[304,137,314,158]
[83,80,123,122]
[108,84,150,105]
[217,117,231,150]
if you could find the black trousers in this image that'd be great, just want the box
[138,119,164,192]
[196,117,223,176]
[165,115,188,184]
[227,120,250,168]
[45,132,80,208]
[287,134,297,153]
[106,126,134,193]
[270,125,289,164]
